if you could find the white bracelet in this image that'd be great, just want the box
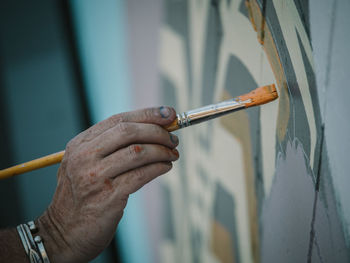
[17,221,51,263]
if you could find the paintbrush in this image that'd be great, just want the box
[0,84,278,179]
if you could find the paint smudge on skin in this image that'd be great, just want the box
[172,149,179,158]
[134,145,142,153]
[88,172,98,184]
[159,106,171,118]
[104,178,113,191]
[170,133,179,145]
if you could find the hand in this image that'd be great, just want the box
[36,107,179,263]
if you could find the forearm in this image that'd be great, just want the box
[0,227,28,263]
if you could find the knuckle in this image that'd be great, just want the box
[128,144,143,160]
[108,114,124,126]
[116,122,129,135]
[74,128,95,144]
[65,138,76,152]
[81,128,96,142]
[133,168,145,180]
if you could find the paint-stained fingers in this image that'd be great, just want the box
[119,106,177,126]
[90,122,179,157]
[72,107,177,146]
[100,144,179,179]
[112,161,173,196]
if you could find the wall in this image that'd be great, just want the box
[151,0,350,262]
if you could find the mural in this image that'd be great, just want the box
[156,0,349,262]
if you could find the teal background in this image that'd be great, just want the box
[70,1,151,262]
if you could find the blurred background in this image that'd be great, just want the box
[0,0,162,262]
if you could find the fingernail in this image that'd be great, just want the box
[165,161,173,167]
[172,149,179,159]
[159,106,171,118]
[170,134,179,145]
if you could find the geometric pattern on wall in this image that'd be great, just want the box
[158,0,349,262]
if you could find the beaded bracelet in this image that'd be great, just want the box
[17,221,51,263]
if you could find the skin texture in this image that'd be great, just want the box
[25,106,180,263]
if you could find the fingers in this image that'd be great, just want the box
[120,106,177,126]
[101,144,179,178]
[112,161,173,196]
[90,122,179,157]
[76,107,177,144]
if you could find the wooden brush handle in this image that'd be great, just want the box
[0,151,65,180]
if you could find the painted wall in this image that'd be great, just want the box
[149,0,350,262]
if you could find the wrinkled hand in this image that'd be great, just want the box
[36,107,179,263]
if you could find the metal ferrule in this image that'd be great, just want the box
[176,98,251,129]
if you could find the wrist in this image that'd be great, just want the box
[36,211,77,263]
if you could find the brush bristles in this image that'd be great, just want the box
[238,84,278,107]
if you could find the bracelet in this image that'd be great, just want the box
[17,221,51,263]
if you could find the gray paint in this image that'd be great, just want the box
[239,0,249,18]
[162,185,176,241]
[261,139,315,263]
[296,31,322,173]
[201,1,222,106]
[310,0,350,244]
[190,228,202,263]
[312,144,350,262]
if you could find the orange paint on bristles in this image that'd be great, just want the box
[239,84,278,107]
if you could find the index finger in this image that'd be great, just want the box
[121,106,177,125]
[76,107,177,144]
